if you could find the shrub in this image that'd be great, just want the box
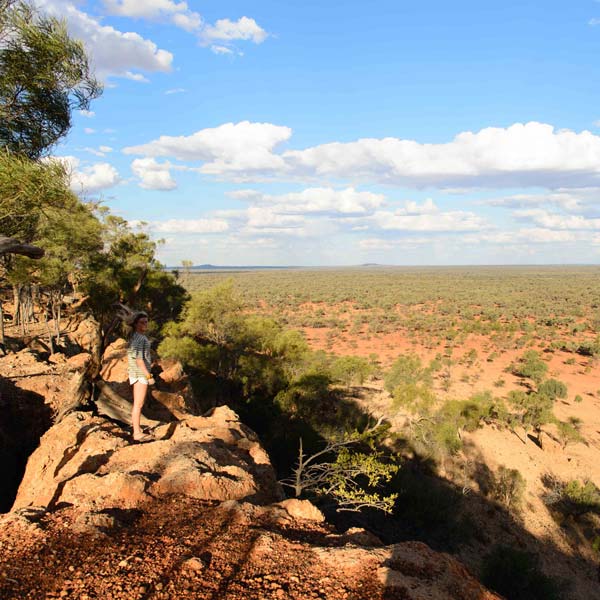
[481,545,564,600]
[556,420,584,449]
[409,394,495,459]
[537,378,567,401]
[511,350,548,384]
[492,466,526,510]
[508,391,554,438]
[391,382,435,413]
[384,353,432,393]
[330,355,374,386]
[574,394,583,403]
[575,336,600,357]
[542,476,600,518]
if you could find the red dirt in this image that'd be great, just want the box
[0,497,401,600]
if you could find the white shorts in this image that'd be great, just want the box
[129,376,149,385]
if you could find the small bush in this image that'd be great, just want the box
[385,353,432,393]
[511,350,548,384]
[330,355,374,386]
[542,476,600,518]
[556,421,584,449]
[492,466,526,510]
[537,378,568,401]
[481,545,565,600]
[575,336,600,357]
[574,394,583,403]
[391,382,435,413]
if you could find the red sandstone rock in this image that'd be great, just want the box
[13,406,283,512]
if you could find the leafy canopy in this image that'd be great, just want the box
[0,0,102,158]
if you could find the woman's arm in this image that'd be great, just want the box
[135,357,153,383]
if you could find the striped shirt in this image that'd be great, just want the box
[127,332,151,378]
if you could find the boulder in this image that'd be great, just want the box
[67,317,101,356]
[274,498,325,522]
[13,406,283,512]
[314,541,502,600]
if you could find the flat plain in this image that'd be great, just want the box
[181,265,600,596]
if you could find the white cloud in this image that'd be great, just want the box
[360,228,582,252]
[463,229,580,244]
[165,88,186,95]
[282,122,600,188]
[359,237,432,250]
[103,0,202,32]
[84,128,96,134]
[201,17,268,44]
[131,158,177,190]
[79,110,95,118]
[513,208,600,230]
[149,218,229,233]
[124,121,600,188]
[35,0,173,81]
[102,0,267,54]
[124,121,292,178]
[372,200,489,232]
[589,18,600,26]
[235,187,385,215]
[123,71,150,83]
[99,146,113,153]
[58,156,121,193]
[211,45,234,55]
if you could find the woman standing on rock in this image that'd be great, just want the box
[127,311,155,442]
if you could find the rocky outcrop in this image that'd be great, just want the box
[2,337,503,600]
[13,405,282,512]
[0,497,502,600]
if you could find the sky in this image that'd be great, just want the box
[34,0,600,266]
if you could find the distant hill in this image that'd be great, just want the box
[168,264,298,271]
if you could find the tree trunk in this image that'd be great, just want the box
[0,301,4,348]
[13,283,20,327]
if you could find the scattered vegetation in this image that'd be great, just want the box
[542,476,600,518]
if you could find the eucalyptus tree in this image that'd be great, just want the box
[0,0,102,158]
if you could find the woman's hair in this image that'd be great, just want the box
[130,312,149,328]
[114,302,148,329]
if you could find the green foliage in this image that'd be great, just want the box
[0,1,101,158]
[575,336,600,357]
[84,215,187,328]
[544,478,600,518]
[574,394,583,403]
[385,353,432,393]
[281,426,399,513]
[537,378,567,401]
[491,466,526,510]
[307,445,399,513]
[330,355,374,386]
[160,281,311,399]
[409,393,497,459]
[508,390,555,435]
[0,151,81,244]
[511,350,548,384]
[392,382,435,413]
[556,420,584,449]
[481,545,564,600]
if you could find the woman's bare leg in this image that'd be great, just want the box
[132,380,148,439]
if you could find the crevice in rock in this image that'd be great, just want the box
[0,377,53,512]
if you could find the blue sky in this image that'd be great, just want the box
[36,0,600,265]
